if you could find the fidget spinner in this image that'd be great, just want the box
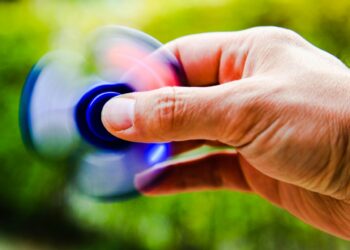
[19,26,185,200]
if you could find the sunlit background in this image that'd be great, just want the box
[1,0,350,249]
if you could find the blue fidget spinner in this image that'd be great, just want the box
[19,26,185,200]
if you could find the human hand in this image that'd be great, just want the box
[101,27,350,239]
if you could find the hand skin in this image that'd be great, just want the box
[102,27,350,239]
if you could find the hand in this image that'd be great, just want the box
[101,27,350,239]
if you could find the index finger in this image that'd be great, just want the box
[162,30,252,86]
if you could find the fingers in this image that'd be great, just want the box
[161,31,252,85]
[135,152,251,195]
[161,26,311,86]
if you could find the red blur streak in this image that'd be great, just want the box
[106,43,181,91]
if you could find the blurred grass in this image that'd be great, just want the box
[0,0,350,249]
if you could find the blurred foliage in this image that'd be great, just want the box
[0,0,350,249]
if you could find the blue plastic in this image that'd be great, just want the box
[75,83,134,150]
[19,64,43,153]
[86,92,119,142]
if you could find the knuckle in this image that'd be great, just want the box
[250,26,306,50]
[166,34,202,56]
[261,26,303,43]
[246,27,307,72]
[153,87,183,138]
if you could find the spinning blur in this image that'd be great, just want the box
[19,26,184,200]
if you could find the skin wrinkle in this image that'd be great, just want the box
[236,51,248,80]
[322,115,347,199]
[339,200,350,221]
[285,184,350,238]
[284,91,348,198]
[294,113,333,191]
[317,195,349,236]
[309,150,333,197]
[134,96,150,138]
[155,87,177,141]
[238,115,280,161]
[240,118,285,176]
[241,163,281,205]
[332,126,350,200]
[233,84,283,147]
[268,128,300,181]
[216,44,223,84]
[242,43,259,78]
[283,188,331,234]
[221,153,251,192]
[298,191,329,229]
[343,134,350,200]
[216,77,271,146]
[332,201,350,236]
[232,36,251,80]
[336,104,350,200]
[169,87,179,138]
[250,88,338,186]
[270,119,325,186]
[230,108,274,149]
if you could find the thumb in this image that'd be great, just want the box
[101,81,255,143]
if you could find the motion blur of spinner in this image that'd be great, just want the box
[19,26,186,201]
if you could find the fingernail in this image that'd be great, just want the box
[102,97,135,131]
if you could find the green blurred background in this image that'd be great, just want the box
[1,0,350,249]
